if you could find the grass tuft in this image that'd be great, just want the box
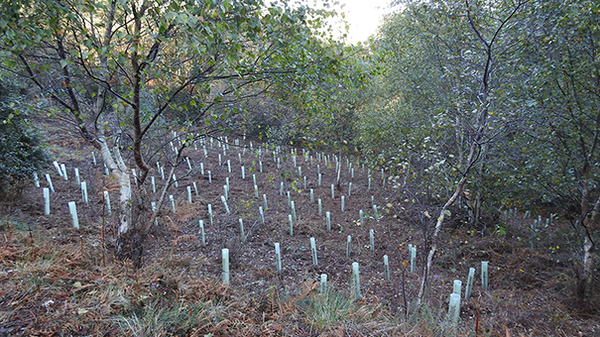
[301,283,380,330]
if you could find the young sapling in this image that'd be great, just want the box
[169,195,175,212]
[352,262,361,298]
[222,249,230,284]
[465,267,475,300]
[43,188,50,215]
[320,274,328,293]
[45,174,55,193]
[383,255,390,281]
[103,191,111,216]
[221,195,230,214]
[310,237,318,266]
[346,235,351,257]
[68,201,79,229]
[275,242,282,273]
[199,220,206,245]
[453,280,462,296]
[448,293,461,324]
[482,261,489,290]
[81,182,88,203]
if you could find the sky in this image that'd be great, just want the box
[336,0,392,43]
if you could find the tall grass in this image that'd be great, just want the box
[300,284,379,330]
[111,298,221,336]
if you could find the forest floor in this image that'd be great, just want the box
[0,125,599,336]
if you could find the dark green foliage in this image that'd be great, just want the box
[0,76,49,195]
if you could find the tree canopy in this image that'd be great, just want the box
[338,0,600,302]
[0,0,349,265]
[1,0,599,302]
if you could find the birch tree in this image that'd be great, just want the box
[0,0,342,266]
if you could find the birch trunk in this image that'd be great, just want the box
[579,188,600,301]
[415,0,525,306]
[96,136,132,234]
[92,0,134,235]
[416,139,479,305]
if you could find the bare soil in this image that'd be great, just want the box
[0,129,599,336]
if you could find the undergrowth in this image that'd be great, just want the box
[0,216,589,336]
[300,283,379,330]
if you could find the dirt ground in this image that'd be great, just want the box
[1,129,599,336]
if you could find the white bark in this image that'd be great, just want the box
[97,135,131,235]
[91,1,132,233]
[582,193,600,298]
[116,169,132,234]
[583,234,594,290]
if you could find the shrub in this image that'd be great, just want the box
[0,75,49,195]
